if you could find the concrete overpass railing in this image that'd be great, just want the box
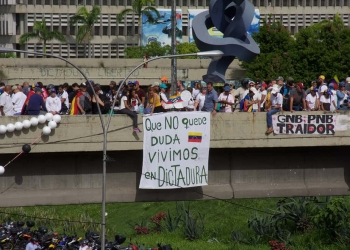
[0,112,350,207]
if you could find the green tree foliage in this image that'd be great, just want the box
[241,14,350,85]
[0,52,16,58]
[117,0,160,45]
[293,14,350,83]
[240,18,296,81]
[19,18,65,54]
[70,6,101,44]
[124,42,199,59]
[117,0,160,25]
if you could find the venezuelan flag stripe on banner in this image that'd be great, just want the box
[188,132,202,142]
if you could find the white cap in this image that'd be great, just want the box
[250,87,258,94]
[151,82,159,87]
[271,87,279,94]
[346,77,350,83]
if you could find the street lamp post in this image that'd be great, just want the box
[0,48,224,250]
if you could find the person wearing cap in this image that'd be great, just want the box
[305,86,319,111]
[0,85,14,116]
[259,83,268,111]
[160,76,168,84]
[27,87,46,115]
[127,80,135,90]
[305,80,317,95]
[202,82,218,114]
[218,85,234,112]
[336,82,348,110]
[242,87,258,112]
[265,87,283,135]
[12,85,27,116]
[317,75,327,97]
[159,83,169,105]
[46,88,61,115]
[35,82,49,101]
[345,77,350,92]
[287,82,306,112]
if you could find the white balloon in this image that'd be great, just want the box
[45,113,53,122]
[0,166,4,175]
[38,115,46,124]
[42,126,51,135]
[22,120,31,129]
[48,121,57,129]
[7,123,15,132]
[0,125,7,134]
[53,114,61,123]
[30,117,39,126]
[15,122,23,131]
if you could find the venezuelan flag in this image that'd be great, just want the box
[188,132,202,143]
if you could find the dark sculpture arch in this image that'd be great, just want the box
[192,0,260,83]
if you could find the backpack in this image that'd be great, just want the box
[83,94,92,112]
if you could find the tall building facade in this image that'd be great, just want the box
[0,0,349,58]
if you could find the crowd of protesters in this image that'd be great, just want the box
[0,75,350,133]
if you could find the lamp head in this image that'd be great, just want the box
[0,47,15,53]
[196,50,224,60]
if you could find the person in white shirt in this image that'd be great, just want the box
[318,75,327,97]
[305,86,319,111]
[0,85,14,116]
[218,85,234,112]
[46,88,61,114]
[252,82,261,112]
[265,87,283,135]
[57,85,69,114]
[194,87,206,111]
[12,85,27,115]
[259,83,267,111]
[192,81,201,100]
[328,83,337,111]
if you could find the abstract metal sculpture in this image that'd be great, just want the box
[192,0,260,83]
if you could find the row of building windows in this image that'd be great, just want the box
[2,12,349,36]
[1,0,350,7]
[25,43,128,58]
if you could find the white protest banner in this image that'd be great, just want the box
[272,114,336,135]
[139,112,210,189]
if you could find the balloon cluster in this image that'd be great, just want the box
[0,113,61,136]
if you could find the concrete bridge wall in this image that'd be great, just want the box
[0,112,350,207]
[0,58,245,86]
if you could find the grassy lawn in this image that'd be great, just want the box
[1,198,349,249]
